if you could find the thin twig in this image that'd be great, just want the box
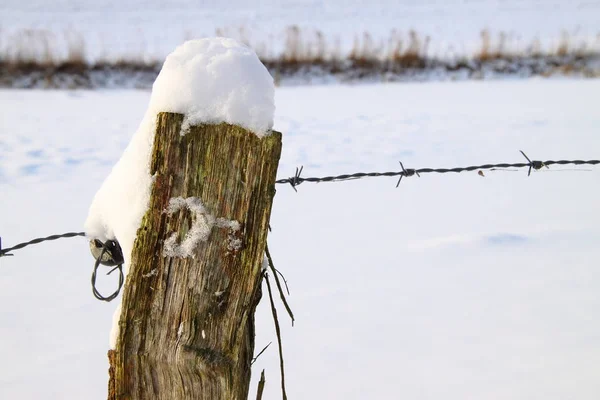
[275,268,290,296]
[252,342,272,365]
[265,244,295,326]
[256,369,266,400]
[264,272,288,400]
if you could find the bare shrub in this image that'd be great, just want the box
[477,30,516,61]
[283,25,302,64]
[497,32,507,57]
[477,29,494,61]
[62,30,87,71]
[329,36,343,72]
[5,29,56,66]
[404,30,426,67]
[527,37,542,57]
[387,30,427,68]
[349,32,382,68]
[556,31,569,57]
[314,30,326,63]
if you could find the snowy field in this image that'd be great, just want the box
[1,79,599,399]
[1,0,599,62]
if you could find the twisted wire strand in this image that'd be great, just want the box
[0,232,85,257]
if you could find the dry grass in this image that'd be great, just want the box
[1,26,599,88]
[475,28,600,62]
[2,29,55,68]
[389,30,430,68]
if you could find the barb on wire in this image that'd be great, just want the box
[396,161,419,188]
[283,166,303,192]
[519,150,548,176]
[275,151,600,191]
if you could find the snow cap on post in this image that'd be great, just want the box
[85,38,275,279]
[150,37,275,136]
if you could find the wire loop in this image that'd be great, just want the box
[90,239,124,302]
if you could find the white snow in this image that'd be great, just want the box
[1,80,600,399]
[226,236,243,252]
[109,302,122,349]
[163,197,212,258]
[218,219,242,253]
[163,197,213,258]
[142,268,158,278]
[162,196,242,258]
[150,38,275,135]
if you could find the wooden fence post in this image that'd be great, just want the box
[107,112,282,399]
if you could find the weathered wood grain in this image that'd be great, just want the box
[108,112,282,400]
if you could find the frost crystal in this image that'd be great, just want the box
[162,196,242,258]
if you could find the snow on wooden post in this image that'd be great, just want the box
[84,38,280,400]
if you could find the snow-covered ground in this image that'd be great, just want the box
[1,79,599,399]
[1,0,599,62]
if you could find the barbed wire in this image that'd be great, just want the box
[275,150,600,191]
[1,150,598,302]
